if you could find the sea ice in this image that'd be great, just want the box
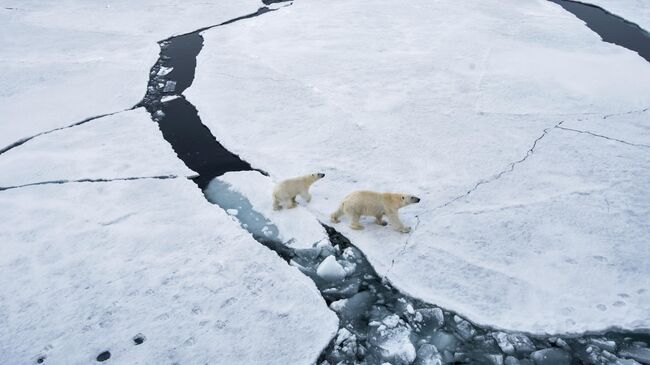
[0,178,337,364]
[189,0,650,333]
[0,108,192,187]
[0,0,261,150]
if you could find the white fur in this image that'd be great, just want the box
[330,190,420,233]
[272,173,325,210]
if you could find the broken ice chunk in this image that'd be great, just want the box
[530,348,571,365]
[161,95,179,103]
[453,315,476,340]
[619,347,650,364]
[317,255,346,281]
[415,344,442,365]
[163,80,177,93]
[369,324,416,365]
[382,314,400,329]
[430,331,458,353]
[157,66,174,76]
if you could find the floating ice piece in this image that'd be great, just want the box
[619,347,650,364]
[163,80,176,92]
[370,324,416,365]
[430,331,458,353]
[415,344,442,365]
[531,348,571,365]
[157,66,174,76]
[453,315,476,340]
[317,255,346,281]
[382,314,400,329]
[492,332,535,355]
[161,95,180,103]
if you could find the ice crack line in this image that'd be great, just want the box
[0,108,133,156]
[556,126,650,148]
[384,214,421,279]
[432,121,564,213]
[0,175,179,192]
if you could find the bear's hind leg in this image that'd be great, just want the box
[287,196,298,209]
[349,213,364,230]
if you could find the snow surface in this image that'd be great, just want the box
[582,0,650,31]
[0,0,261,150]
[0,178,337,364]
[0,108,192,188]
[189,0,650,333]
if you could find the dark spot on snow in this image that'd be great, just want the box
[96,351,111,362]
[36,355,45,363]
[549,0,650,63]
[133,334,146,345]
[261,0,292,4]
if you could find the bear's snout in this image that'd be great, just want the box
[317,173,325,178]
[412,197,421,203]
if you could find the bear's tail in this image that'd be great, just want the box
[330,202,344,223]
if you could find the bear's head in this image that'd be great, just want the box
[399,194,421,207]
[310,172,326,181]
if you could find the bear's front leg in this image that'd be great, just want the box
[387,212,410,233]
[349,213,364,230]
[374,215,387,226]
[299,190,312,203]
[272,195,282,211]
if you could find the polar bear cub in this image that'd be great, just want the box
[330,191,420,233]
[273,172,325,210]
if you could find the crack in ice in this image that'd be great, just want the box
[0,108,133,156]
[557,125,650,148]
[430,120,564,214]
[0,175,179,192]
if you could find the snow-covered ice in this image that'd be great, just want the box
[189,0,650,333]
[0,0,261,150]
[0,108,192,188]
[0,178,337,364]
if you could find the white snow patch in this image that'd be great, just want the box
[0,108,192,187]
[0,178,337,364]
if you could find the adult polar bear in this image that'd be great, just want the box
[331,191,420,233]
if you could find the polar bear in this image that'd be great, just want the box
[330,191,420,233]
[272,173,325,210]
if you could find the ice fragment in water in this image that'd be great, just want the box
[317,255,346,281]
[157,66,173,76]
[415,344,442,365]
[430,331,457,353]
[369,324,416,364]
[619,347,650,364]
[453,315,475,340]
[530,348,571,365]
[163,80,177,92]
